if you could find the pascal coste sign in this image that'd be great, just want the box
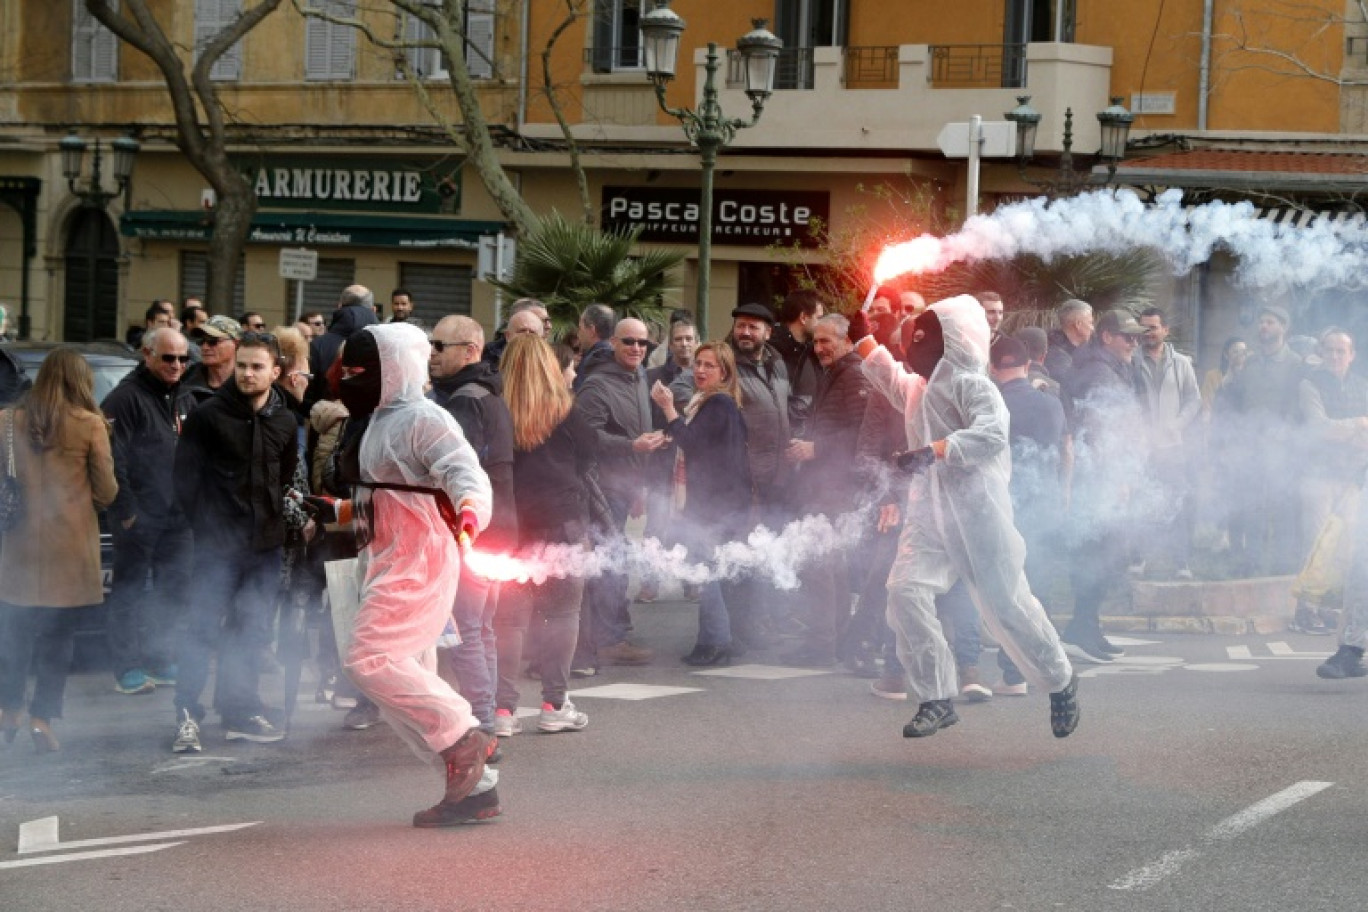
[601,187,828,248]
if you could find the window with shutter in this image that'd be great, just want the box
[399,263,472,324]
[195,0,243,82]
[179,251,246,314]
[72,0,120,83]
[402,2,447,80]
[304,0,355,81]
[590,0,642,73]
[465,0,495,80]
[287,258,356,316]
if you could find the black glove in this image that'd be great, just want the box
[301,494,341,524]
[848,309,871,343]
[895,446,935,474]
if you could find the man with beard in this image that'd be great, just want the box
[172,332,298,750]
[850,295,1079,739]
[313,323,497,827]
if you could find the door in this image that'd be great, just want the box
[63,208,120,343]
[773,0,848,89]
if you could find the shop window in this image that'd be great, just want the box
[72,0,119,84]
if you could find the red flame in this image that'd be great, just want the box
[872,236,944,285]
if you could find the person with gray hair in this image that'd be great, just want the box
[1045,299,1094,384]
[573,303,618,391]
[308,284,378,403]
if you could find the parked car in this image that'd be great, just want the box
[1,341,139,669]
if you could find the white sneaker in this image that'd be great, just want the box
[493,711,523,738]
[959,683,993,702]
[172,709,201,753]
[992,681,1029,696]
[537,700,589,733]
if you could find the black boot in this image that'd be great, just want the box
[902,699,959,738]
[1316,645,1367,680]
[412,787,502,828]
[1049,673,1081,738]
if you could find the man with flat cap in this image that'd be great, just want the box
[1223,303,1305,575]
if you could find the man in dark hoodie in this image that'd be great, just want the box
[427,315,519,735]
[308,285,378,403]
[171,332,299,752]
[102,327,199,697]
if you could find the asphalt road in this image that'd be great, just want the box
[1,600,1364,912]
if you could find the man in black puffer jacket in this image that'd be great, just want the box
[428,316,518,736]
[102,327,200,696]
[308,285,378,404]
[171,333,299,751]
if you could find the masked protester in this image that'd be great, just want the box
[311,324,497,827]
[850,295,1080,739]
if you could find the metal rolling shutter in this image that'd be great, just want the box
[398,262,472,325]
[287,258,356,314]
[179,250,245,314]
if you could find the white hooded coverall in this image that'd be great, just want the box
[344,324,493,760]
[861,295,1073,703]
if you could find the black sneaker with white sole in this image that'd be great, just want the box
[224,715,286,743]
[902,699,959,738]
[412,787,502,828]
[1062,637,1113,664]
[1316,645,1367,680]
[1049,673,1081,738]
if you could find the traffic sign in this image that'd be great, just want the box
[278,247,318,282]
[936,121,1016,159]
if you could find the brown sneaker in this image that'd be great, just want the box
[599,640,653,666]
[438,728,491,804]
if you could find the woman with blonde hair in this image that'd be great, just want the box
[490,334,597,736]
[0,348,118,752]
[650,341,752,666]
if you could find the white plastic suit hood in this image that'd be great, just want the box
[370,322,430,411]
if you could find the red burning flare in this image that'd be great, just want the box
[462,547,538,583]
[872,235,944,285]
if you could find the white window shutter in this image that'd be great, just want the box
[403,9,426,78]
[73,0,119,83]
[327,0,356,80]
[304,13,331,79]
[465,0,495,80]
[91,5,119,81]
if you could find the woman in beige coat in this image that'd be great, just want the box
[0,348,118,752]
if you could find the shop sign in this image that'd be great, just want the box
[235,156,461,214]
[601,186,828,248]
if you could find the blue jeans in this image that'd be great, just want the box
[176,546,281,724]
[696,580,739,648]
[448,565,498,730]
[495,521,585,709]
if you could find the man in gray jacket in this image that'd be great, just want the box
[573,317,666,673]
[1133,307,1201,579]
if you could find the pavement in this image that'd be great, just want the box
[1,592,1364,911]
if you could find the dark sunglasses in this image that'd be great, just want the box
[307,320,325,327]
[159,354,191,365]
[200,336,226,346]
[430,339,476,353]
[617,337,650,348]
[240,331,278,344]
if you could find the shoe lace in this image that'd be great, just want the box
[176,719,199,742]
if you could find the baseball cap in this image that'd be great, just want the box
[990,337,1030,370]
[1259,304,1291,328]
[730,303,775,323]
[1096,310,1145,337]
[196,314,242,341]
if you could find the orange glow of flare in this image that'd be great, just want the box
[872,236,943,285]
[462,547,537,583]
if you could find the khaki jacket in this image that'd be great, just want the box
[0,407,118,607]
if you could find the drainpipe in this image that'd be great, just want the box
[1198,0,1214,130]
[516,0,530,134]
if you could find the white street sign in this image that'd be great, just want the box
[278,247,318,282]
[936,120,1016,158]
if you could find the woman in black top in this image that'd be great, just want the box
[651,342,752,665]
[493,335,595,735]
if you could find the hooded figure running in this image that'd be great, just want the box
[850,294,1080,738]
[314,323,497,826]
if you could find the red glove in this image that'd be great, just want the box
[458,506,479,546]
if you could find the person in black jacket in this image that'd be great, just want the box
[170,332,299,751]
[494,335,597,735]
[770,290,825,437]
[428,316,518,736]
[307,285,378,405]
[651,342,752,666]
[782,314,870,666]
[101,328,199,697]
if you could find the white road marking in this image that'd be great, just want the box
[1226,646,1253,660]
[1109,781,1334,891]
[151,756,239,774]
[1106,637,1161,647]
[1267,641,1294,656]
[690,664,833,680]
[1183,663,1260,672]
[1109,655,1185,666]
[17,817,260,854]
[0,843,185,870]
[569,683,704,701]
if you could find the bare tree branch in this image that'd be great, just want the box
[542,0,592,223]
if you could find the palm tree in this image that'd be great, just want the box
[492,212,685,339]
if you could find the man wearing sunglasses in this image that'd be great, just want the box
[572,317,667,673]
[183,315,242,404]
[101,327,200,697]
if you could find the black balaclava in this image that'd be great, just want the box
[902,309,945,380]
[339,329,383,418]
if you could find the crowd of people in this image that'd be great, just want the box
[2,279,1367,824]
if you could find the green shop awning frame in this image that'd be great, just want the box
[121,210,508,249]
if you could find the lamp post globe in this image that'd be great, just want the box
[641,0,686,83]
[735,19,782,101]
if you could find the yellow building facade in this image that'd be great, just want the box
[0,0,1360,346]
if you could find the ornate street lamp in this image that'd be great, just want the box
[1004,95,1133,197]
[641,2,781,339]
[60,129,140,209]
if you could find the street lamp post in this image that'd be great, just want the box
[60,129,140,210]
[641,1,781,339]
[1003,96,1134,197]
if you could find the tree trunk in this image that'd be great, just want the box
[207,180,255,316]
